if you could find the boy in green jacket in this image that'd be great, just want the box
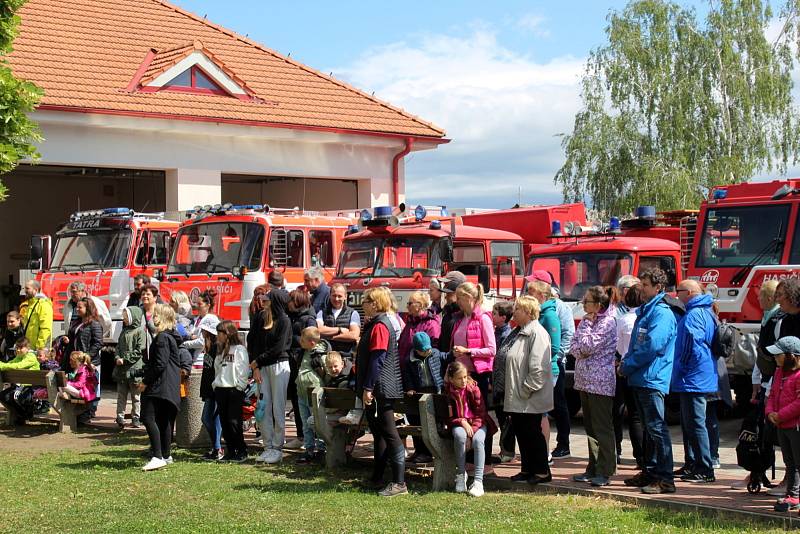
[0,337,39,371]
[295,327,331,463]
[113,306,146,428]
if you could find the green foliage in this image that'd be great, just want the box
[556,0,800,213]
[0,0,42,202]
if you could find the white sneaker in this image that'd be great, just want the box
[256,450,272,463]
[165,456,174,464]
[339,410,361,425]
[767,484,787,497]
[284,438,304,450]
[455,473,467,493]
[266,449,283,464]
[468,480,484,497]
[142,457,167,471]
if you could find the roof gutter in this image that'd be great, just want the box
[392,137,413,207]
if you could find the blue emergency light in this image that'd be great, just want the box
[551,220,563,236]
[609,217,621,233]
[360,209,372,221]
[713,189,728,200]
[429,220,442,230]
[414,204,427,221]
[373,206,393,218]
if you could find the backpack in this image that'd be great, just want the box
[710,312,734,360]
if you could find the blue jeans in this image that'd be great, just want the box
[679,393,713,476]
[454,426,487,482]
[201,397,222,450]
[633,387,673,482]
[298,396,324,453]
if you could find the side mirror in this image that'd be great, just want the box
[772,185,792,200]
[30,236,44,261]
[439,238,453,263]
[477,264,491,293]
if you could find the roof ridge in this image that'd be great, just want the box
[149,0,445,137]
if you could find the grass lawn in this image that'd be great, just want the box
[0,432,784,533]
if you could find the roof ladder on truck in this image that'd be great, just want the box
[269,227,289,267]
[679,215,697,275]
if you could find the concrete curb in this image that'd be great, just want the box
[484,477,800,530]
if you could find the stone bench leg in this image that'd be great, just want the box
[419,394,456,491]
[311,387,350,469]
[59,403,79,433]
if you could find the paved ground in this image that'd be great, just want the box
[1,389,794,527]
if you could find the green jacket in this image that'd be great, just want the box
[21,295,53,351]
[296,341,329,401]
[0,350,40,371]
[113,306,145,382]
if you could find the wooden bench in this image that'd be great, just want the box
[311,387,457,490]
[0,369,88,433]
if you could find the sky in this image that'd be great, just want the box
[170,0,787,209]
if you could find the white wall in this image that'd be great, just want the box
[31,110,439,208]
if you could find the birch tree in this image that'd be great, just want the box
[556,0,800,213]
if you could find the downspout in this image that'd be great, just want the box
[391,137,414,207]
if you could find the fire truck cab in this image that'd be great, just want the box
[30,208,179,343]
[334,205,524,319]
[161,204,353,329]
[687,180,800,386]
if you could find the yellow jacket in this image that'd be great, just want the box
[20,295,53,350]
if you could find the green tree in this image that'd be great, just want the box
[556,0,800,213]
[0,0,41,202]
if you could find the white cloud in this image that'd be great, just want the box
[517,14,550,38]
[335,30,585,208]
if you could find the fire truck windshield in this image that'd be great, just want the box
[337,237,443,278]
[51,229,132,271]
[168,222,265,274]
[697,205,790,268]
[528,252,633,301]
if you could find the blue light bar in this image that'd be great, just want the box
[373,206,393,218]
[713,189,728,200]
[228,204,262,211]
[103,207,131,216]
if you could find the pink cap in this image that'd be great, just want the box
[525,270,554,284]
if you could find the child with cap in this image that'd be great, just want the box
[438,271,468,352]
[766,336,800,512]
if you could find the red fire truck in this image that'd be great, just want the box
[333,205,524,317]
[160,204,354,328]
[686,180,800,399]
[28,208,180,343]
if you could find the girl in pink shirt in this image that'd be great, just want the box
[58,351,98,402]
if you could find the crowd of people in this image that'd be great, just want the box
[3,269,800,506]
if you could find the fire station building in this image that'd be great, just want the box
[0,0,446,289]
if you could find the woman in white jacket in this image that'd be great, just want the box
[213,320,250,463]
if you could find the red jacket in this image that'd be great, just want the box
[766,367,800,429]
[446,381,498,435]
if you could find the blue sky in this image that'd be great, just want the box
[170,1,781,209]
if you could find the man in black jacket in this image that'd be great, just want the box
[316,283,360,357]
[777,278,800,338]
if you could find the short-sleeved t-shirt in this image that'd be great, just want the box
[369,322,390,352]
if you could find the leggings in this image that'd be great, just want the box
[215,387,246,455]
[365,397,405,484]
[141,396,178,460]
[454,425,487,481]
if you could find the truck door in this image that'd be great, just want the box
[490,241,523,297]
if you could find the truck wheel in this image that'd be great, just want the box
[566,389,582,418]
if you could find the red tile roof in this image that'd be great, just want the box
[8,0,446,139]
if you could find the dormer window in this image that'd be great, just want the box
[162,66,228,96]
[128,41,257,100]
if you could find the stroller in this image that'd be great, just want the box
[242,379,260,433]
[736,390,776,493]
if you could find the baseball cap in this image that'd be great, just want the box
[524,270,554,285]
[767,336,800,355]
[413,332,432,352]
[438,271,467,294]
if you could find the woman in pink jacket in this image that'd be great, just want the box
[452,282,496,461]
[765,336,800,512]
[571,286,618,488]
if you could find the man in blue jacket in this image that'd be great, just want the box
[619,268,679,494]
[672,280,718,484]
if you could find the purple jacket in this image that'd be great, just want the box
[398,311,441,367]
[572,306,618,397]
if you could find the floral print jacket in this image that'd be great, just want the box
[572,306,618,397]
